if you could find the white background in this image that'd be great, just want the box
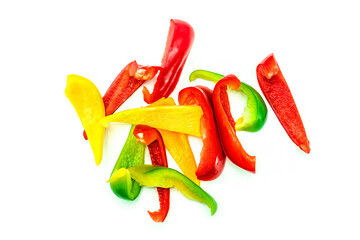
[1,0,359,239]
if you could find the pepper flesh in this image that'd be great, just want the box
[148,97,199,185]
[109,125,145,200]
[133,125,169,222]
[213,75,256,173]
[117,165,217,215]
[143,19,195,103]
[65,74,105,165]
[83,61,161,139]
[256,53,310,153]
[100,105,203,137]
[189,69,268,132]
[178,86,226,181]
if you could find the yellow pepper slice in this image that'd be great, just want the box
[100,105,203,137]
[149,98,199,185]
[65,74,105,165]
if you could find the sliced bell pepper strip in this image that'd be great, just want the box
[83,61,161,140]
[178,86,226,181]
[100,105,203,137]
[256,53,310,153]
[133,125,169,222]
[143,19,195,103]
[147,97,199,185]
[189,69,268,132]
[108,125,145,201]
[213,75,256,173]
[65,74,105,166]
[103,61,161,115]
[111,165,217,215]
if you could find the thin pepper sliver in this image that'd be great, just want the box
[148,97,200,185]
[133,125,170,222]
[256,53,310,153]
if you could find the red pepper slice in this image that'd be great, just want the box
[256,53,310,153]
[178,86,226,181]
[83,61,161,139]
[133,125,169,222]
[213,75,256,173]
[143,19,195,103]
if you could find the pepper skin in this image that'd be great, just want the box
[65,74,105,165]
[256,53,310,153]
[100,105,203,137]
[83,61,161,139]
[143,19,195,103]
[190,70,268,132]
[213,75,256,173]
[148,97,199,185]
[178,86,226,181]
[133,125,169,222]
[113,165,217,216]
[108,125,145,201]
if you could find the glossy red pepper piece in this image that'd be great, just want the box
[133,125,170,222]
[83,61,161,139]
[256,53,310,153]
[178,86,226,181]
[143,19,195,103]
[213,75,256,173]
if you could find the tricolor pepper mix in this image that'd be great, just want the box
[65,19,310,222]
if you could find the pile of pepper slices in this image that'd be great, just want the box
[65,19,310,222]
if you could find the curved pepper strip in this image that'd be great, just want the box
[148,97,199,185]
[256,53,310,153]
[133,125,170,222]
[83,61,161,139]
[178,86,226,181]
[65,74,105,166]
[213,75,256,173]
[189,69,268,132]
[100,105,203,137]
[110,165,217,215]
[143,19,195,103]
[108,125,145,201]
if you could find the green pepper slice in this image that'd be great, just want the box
[189,69,268,132]
[110,165,217,215]
[108,125,145,200]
